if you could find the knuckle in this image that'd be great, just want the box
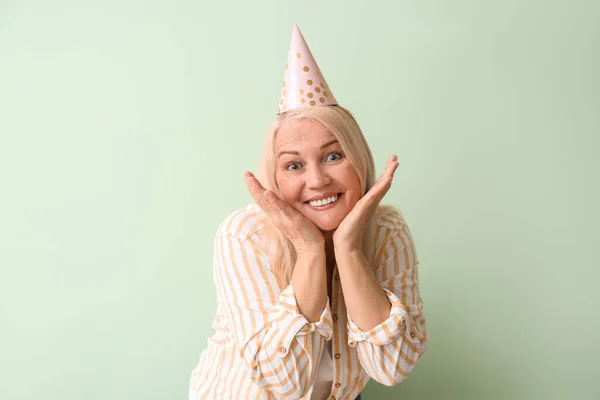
[261,196,272,207]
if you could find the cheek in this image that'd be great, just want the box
[339,167,362,198]
[276,176,302,203]
[343,190,361,210]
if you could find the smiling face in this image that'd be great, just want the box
[274,118,362,233]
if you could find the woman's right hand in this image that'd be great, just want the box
[244,171,324,254]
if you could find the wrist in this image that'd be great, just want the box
[333,245,363,258]
[296,242,326,259]
[332,235,361,253]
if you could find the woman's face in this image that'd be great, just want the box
[274,118,362,233]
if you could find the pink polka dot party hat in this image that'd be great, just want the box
[277,24,338,114]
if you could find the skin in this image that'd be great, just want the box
[244,117,400,329]
[274,118,363,237]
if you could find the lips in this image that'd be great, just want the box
[304,192,343,211]
[304,192,341,203]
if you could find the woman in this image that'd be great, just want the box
[189,25,428,399]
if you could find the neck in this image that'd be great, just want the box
[324,237,335,272]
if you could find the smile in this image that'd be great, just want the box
[305,193,343,210]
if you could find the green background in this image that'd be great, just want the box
[1,0,598,399]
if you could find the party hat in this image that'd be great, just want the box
[277,25,338,114]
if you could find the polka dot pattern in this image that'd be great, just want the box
[277,24,338,114]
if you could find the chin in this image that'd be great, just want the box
[315,222,340,232]
[309,216,343,232]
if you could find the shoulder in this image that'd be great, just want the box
[216,203,270,241]
[372,205,419,267]
[372,204,416,252]
[374,204,406,233]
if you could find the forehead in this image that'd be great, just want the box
[274,118,336,153]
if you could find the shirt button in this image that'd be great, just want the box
[332,314,338,321]
[334,353,341,359]
[335,383,341,388]
[279,346,286,353]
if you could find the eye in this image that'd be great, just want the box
[285,162,302,171]
[325,152,342,162]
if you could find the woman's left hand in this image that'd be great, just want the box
[333,155,400,251]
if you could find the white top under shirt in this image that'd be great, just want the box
[311,339,334,399]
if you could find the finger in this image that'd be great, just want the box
[244,171,261,193]
[383,155,400,178]
[371,156,399,195]
[244,172,293,218]
[382,155,400,183]
[264,190,288,211]
[244,172,269,205]
[357,163,395,213]
[373,157,398,188]
[347,156,399,225]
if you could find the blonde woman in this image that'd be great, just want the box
[189,26,428,400]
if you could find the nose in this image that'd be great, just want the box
[305,165,331,189]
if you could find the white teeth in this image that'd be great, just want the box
[308,194,338,207]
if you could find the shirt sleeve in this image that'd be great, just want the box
[214,231,333,399]
[346,214,429,386]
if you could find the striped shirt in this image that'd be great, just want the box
[189,203,428,399]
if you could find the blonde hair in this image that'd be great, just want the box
[257,105,398,288]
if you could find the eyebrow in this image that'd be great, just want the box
[277,139,339,158]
